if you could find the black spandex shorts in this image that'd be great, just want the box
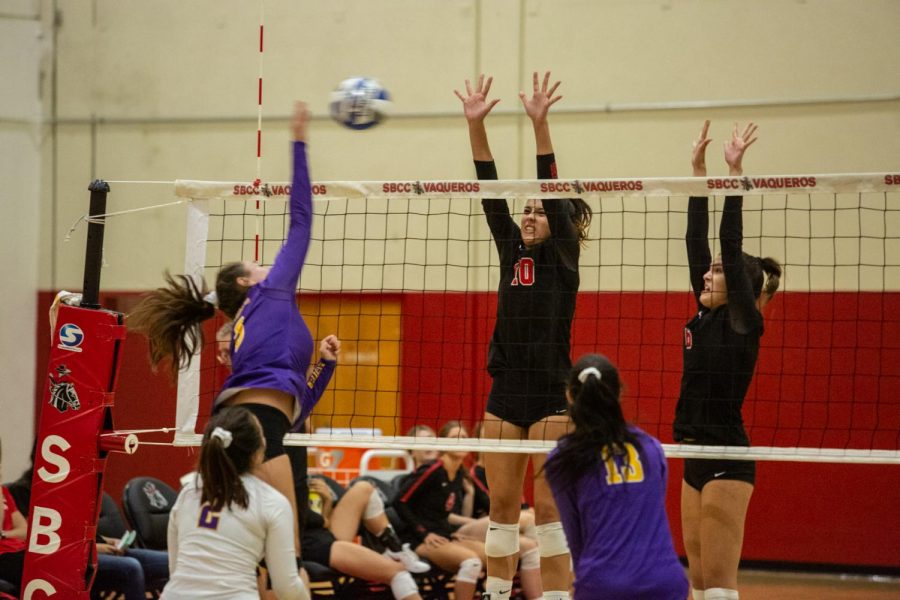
[683,457,756,491]
[241,403,291,461]
[486,372,567,429]
[301,527,336,566]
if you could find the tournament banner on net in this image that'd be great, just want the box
[21,304,125,598]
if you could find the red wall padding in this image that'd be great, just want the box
[34,290,900,568]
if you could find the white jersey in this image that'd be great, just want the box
[161,474,308,600]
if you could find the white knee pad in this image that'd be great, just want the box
[456,557,483,584]
[692,590,705,600]
[363,485,385,520]
[535,522,569,558]
[389,570,419,600]
[485,521,520,557]
[518,546,540,571]
[704,588,738,600]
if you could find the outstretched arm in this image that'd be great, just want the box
[264,102,313,292]
[687,120,713,307]
[455,74,500,162]
[721,122,761,333]
[523,71,579,257]
[520,70,562,157]
[456,74,518,244]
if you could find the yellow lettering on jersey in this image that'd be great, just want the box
[602,443,645,485]
[233,315,246,353]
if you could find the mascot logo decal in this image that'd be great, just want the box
[48,364,81,413]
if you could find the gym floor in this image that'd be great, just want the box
[738,569,900,599]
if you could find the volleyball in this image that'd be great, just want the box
[329,77,392,130]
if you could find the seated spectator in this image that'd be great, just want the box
[301,477,425,599]
[0,450,26,591]
[0,439,27,589]
[406,425,439,469]
[394,423,485,600]
[442,422,542,599]
[93,535,169,600]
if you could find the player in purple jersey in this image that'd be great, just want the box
[455,73,592,600]
[129,102,336,563]
[545,354,688,600]
[676,121,781,600]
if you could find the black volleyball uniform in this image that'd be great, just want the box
[477,154,582,428]
[675,196,762,489]
[300,505,335,566]
[394,460,465,547]
[467,465,491,519]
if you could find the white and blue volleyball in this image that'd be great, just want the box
[329,77,392,130]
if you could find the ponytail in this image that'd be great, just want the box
[198,407,264,511]
[544,354,639,488]
[128,272,216,380]
[760,256,782,300]
[742,252,782,305]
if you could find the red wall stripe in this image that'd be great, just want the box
[34,290,900,567]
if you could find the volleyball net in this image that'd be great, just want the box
[161,173,899,463]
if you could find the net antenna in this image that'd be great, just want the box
[168,173,900,464]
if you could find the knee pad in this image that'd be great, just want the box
[389,570,419,600]
[692,591,705,600]
[535,521,569,558]
[518,546,540,571]
[456,557,483,584]
[363,485,385,520]
[485,521,520,558]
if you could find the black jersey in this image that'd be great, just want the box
[394,460,464,545]
[468,464,491,518]
[477,154,581,395]
[674,196,763,446]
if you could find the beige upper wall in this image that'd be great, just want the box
[38,0,900,291]
[0,0,44,480]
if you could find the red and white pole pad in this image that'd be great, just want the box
[21,303,126,598]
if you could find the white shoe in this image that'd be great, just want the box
[383,543,430,573]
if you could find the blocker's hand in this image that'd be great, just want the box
[454,74,501,123]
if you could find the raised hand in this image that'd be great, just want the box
[692,120,713,177]
[454,74,501,123]
[520,71,562,124]
[291,101,310,142]
[724,121,758,176]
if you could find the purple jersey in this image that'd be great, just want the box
[546,427,688,600]
[216,141,331,423]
